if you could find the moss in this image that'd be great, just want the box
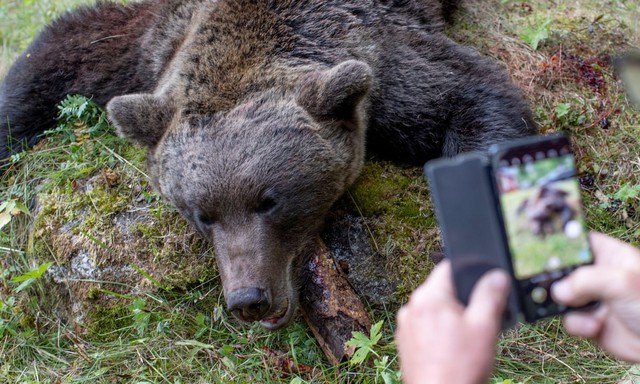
[86,287,101,300]
[335,161,440,302]
[20,154,220,330]
[18,312,35,329]
[85,304,130,342]
[346,161,436,227]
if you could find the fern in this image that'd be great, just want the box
[45,94,110,145]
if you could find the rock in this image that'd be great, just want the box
[27,166,218,332]
[322,215,398,306]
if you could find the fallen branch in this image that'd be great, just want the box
[299,239,372,365]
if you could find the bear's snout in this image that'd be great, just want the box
[227,287,271,322]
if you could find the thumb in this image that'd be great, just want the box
[465,269,511,328]
[551,266,629,306]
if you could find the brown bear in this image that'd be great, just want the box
[0,0,536,329]
[517,185,578,238]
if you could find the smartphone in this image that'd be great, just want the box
[425,153,520,329]
[614,51,640,109]
[490,135,594,322]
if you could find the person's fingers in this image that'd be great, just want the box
[589,231,640,268]
[562,307,607,338]
[396,305,409,328]
[464,269,510,328]
[551,266,629,306]
[408,260,456,308]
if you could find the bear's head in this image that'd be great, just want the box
[107,60,372,329]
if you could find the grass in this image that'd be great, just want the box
[0,0,97,77]
[1,0,640,383]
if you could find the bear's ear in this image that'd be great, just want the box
[107,94,176,148]
[297,60,372,122]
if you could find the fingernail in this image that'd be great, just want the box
[487,270,509,290]
[552,280,571,301]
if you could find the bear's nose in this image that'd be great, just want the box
[227,287,270,322]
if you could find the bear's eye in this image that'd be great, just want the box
[255,197,277,214]
[197,213,216,227]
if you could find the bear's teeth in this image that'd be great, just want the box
[259,304,289,328]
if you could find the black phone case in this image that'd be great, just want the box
[425,153,521,329]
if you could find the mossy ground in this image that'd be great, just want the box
[1,0,639,382]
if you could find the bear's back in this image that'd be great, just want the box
[170,0,434,116]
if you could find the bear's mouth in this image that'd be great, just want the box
[259,299,293,330]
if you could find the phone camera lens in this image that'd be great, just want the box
[531,287,548,304]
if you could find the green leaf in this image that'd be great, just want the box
[0,200,30,231]
[76,99,89,118]
[345,320,385,366]
[370,320,383,344]
[12,203,30,216]
[555,103,571,119]
[520,17,552,50]
[129,298,151,337]
[345,331,372,349]
[380,371,396,384]
[11,262,53,282]
[79,230,112,252]
[11,262,53,293]
[349,342,372,365]
[97,288,135,300]
[176,340,217,350]
[13,280,33,294]
[194,312,208,338]
[614,184,640,202]
[221,356,236,370]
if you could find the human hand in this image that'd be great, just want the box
[551,232,640,363]
[395,260,510,384]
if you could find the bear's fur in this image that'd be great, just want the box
[517,185,578,238]
[0,0,536,329]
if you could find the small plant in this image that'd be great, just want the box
[10,262,53,293]
[129,298,152,337]
[0,199,29,231]
[520,17,552,50]
[614,183,640,204]
[43,95,111,162]
[345,321,401,384]
[346,320,383,366]
[0,296,19,337]
[51,94,110,143]
[554,103,571,120]
[126,264,171,337]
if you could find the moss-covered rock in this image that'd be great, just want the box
[25,163,218,337]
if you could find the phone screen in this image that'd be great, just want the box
[495,144,592,281]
